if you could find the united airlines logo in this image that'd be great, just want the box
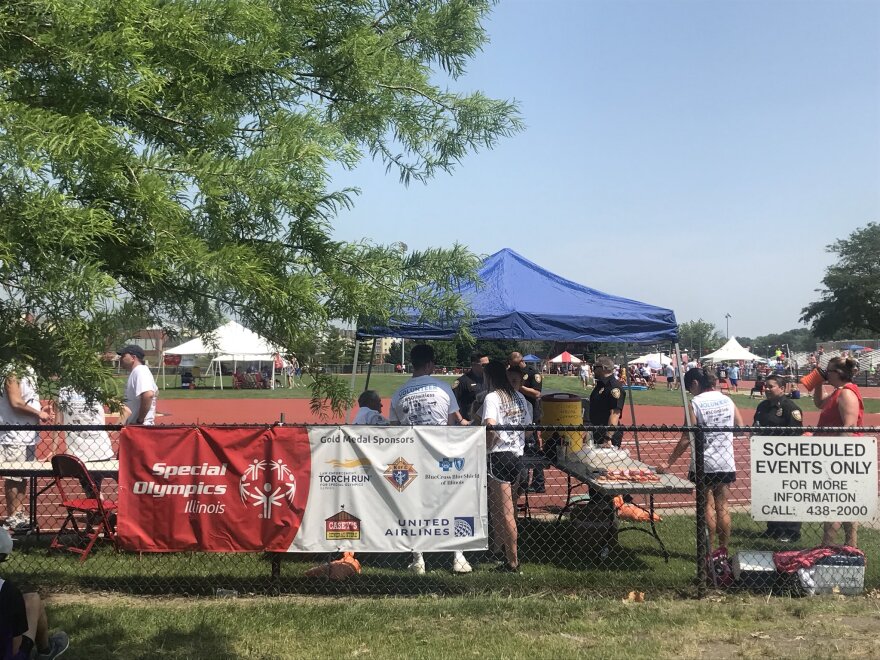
[453,517,475,537]
[239,459,297,519]
[383,457,418,492]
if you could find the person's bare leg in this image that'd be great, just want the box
[23,592,49,650]
[5,479,26,518]
[714,485,732,549]
[823,521,840,545]
[488,480,517,567]
[843,522,858,548]
[705,489,717,550]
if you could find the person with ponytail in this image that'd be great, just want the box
[659,367,744,551]
[481,360,532,573]
[814,356,864,547]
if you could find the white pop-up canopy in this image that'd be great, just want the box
[628,353,672,369]
[163,320,283,388]
[549,351,582,364]
[701,336,765,363]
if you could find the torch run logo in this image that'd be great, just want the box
[240,459,297,519]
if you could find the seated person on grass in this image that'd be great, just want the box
[0,529,69,659]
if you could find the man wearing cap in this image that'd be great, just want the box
[588,356,627,448]
[508,352,544,492]
[0,529,70,659]
[118,345,158,425]
[452,352,488,422]
[754,374,804,542]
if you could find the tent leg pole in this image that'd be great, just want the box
[623,347,641,462]
[364,339,378,391]
[675,343,693,426]
[161,358,165,390]
[345,341,360,423]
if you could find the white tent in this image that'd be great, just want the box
[549,351,582,364]
[700,336,765,363]
[163,320,283,389]
[628,353,672,369]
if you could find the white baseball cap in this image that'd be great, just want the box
[0,528,12,556]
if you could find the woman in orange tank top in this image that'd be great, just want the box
[813,356,863,546]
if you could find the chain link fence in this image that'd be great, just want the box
[1,423,877,598]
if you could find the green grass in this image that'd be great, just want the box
[46,593,880,659]
[8,514,880,597]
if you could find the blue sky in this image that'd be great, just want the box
[330,0,880,339]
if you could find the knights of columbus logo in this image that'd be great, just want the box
[383,457,418,492]
[439,457,466,472]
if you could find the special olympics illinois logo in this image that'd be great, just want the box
[240,459,297,519]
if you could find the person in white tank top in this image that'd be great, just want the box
[660,367,744,551]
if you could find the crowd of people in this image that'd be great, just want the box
[352,346,870,574]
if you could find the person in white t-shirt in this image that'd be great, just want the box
[388,344,470,575]
[660,367,744,551]
[481,361,532,573]
[665,363,676,390]
[53,388,115,462]
[0,368,50,528]
[117,345,158,425]
[352,390,389,425]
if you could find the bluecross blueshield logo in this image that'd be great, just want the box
[453,517,475,537]
[439,457,465,472]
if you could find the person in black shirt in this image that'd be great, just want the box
[0,529,69,659]
[508,352,545,492]
[452,352,488,422]
[754,374,804,542]
[588,356,626,448]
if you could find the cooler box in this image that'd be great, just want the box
[813,554,865,595]
[733,551,777,587]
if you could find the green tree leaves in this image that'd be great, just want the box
[800,223,880,339]
[0,0,521,409]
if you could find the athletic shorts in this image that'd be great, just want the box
[667,377,675,383]
[688,471,736,487]
[730,378,738,386]
[1,444,36,483]
[488,451,526,486]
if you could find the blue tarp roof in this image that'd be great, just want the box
[358,248,678,343]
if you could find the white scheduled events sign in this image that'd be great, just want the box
[751,436,878,522]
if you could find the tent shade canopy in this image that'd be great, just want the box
[358,249,677,343]
[165,320,281,359]
[700,337,765,363]
[522,354,542,362]
[628,353,672,368]
[549,351,581,364]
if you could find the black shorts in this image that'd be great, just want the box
[667,376,675,383]
[488,452,526,485]
[688,471,736,487]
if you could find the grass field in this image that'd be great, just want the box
[154,373,880,413]
[46,592,880,659]
[9,514,880,596]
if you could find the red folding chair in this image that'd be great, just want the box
[49,454,117,562]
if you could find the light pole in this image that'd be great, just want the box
[724,313,731,339]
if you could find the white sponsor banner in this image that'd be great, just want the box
[751,436,878,522]
[290,426,488,552]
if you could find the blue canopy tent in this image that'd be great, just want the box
[522,354,542,363]
[358,249,678,343]
[351,249,692,442]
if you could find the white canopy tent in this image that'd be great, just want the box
[162,320,283,389]
[700,336,766,363]
[628,353,672,369]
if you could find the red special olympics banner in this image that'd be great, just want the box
[118,426,311,552]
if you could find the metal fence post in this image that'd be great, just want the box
[694,427,708,597]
